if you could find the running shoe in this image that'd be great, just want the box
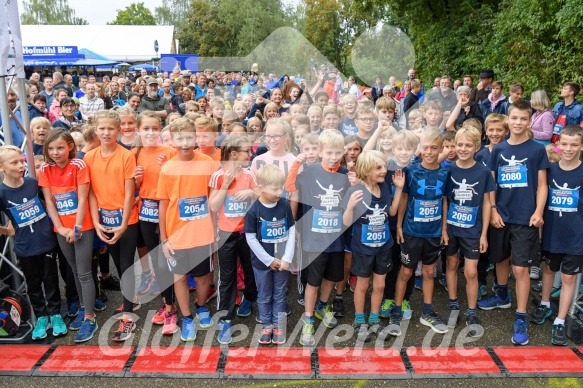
[137,271,154,294]
[414,276,423,290]
[297,291,305,306]
[101,275,121,291]
[492,283,499,294]
[51,314,67,337]
[152,305,167,325]
[511,319,529,345]
[32,316,50,340]
[477,284,488,300]
[447,306,460,329]
[380,299,395,318]
[531,281,542,292]
[181,316,196,341]
[163,312,178,335]
[68,299,80,317]
[74,318,98,343]
[259,326,273,344]
[353,322,371,342]
[148,275,160,295]
[551,323,568,346]
[112,319,135,342]
[387,313,402,336]
[299,321,315,346]
[94,296,106,312]
[272,327,285,345]
[348,275,357,293]
[420,311,448,334]
[196,305,214,328]
[477,294,511,310]
[217,320,232,345]
[439,274,447,290]
[188,274,196,291]
[255,311,262,324]
[315,304,338,328]
[368,320,384,335]
[69,307,85,331]
[236,297,253,317]
[551,287,561,298]
[465,313,484,338]
[114,300,141,316]
[529,266,540,280]
[486,261,495,272]
[530,304,552,325]
[332,297,344,318]
[402,300,412,320]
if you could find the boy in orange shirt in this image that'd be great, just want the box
[157,117,216,342]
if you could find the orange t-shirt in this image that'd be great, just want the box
[156,152,215,249]
[209,168,257,233]
[85,144,139,227]
[38,159,94,232]
[195,148,221,171]
[133,145,177,200]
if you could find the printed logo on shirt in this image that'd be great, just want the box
[417,179,443,196]
[401,252,410,265]
[498,154,528,188]
[314,180,342,210]
[549,179,580,216]
[452,177,479,205]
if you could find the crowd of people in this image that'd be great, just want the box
[0,65,582,348]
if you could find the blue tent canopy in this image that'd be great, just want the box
[78,48,116,62]
[129,64,159,72]
[23,55,84,66]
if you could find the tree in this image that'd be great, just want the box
[21,0,88,25]
[109,2,156,25]
[154,0,189,33]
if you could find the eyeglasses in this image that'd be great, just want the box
[62,104,75,109]
[265,134,283,141]
[237,149,253,154]
[358,118,375,123]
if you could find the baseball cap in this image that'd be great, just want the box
[147,78,158,86]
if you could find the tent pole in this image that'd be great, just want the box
[17,78,35,178]
[0,76,13,146]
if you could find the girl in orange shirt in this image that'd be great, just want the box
[133,111,178,335]
[85,110,139,342]
[39,129,98,343]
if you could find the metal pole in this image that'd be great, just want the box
[0,76,13,146]
[17,78,35,178]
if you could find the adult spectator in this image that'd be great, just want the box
[159,79,174,99]
[29,94,48,120]
[140,69,148,79]
[95,82,113,110]
[52,97,81,130]
[109,80,127,105]
[52,72,73,97]
[194,74,208,99]
[402,79,422,120]
[126,92,142,112]
[445,86,483,130]
[395,80,410,102]
[79,83,104,120]
[75,76,88,99]
[552,81,583,142]
[453,79,461,92]
[64,74,76,92]
[471,69,494,104]
[0,88,25,146]
[371,76,385,103]
[348,76,360,98]
[48,89,68,123]
[323,73,337,102]
[463,74,474,91]
[402,68,424,103]
[530,89,555,146]
[431,77,441,92]
[118,78,129,94]
[88,75,96,84]
[29,72,42,91]
[102,76,111,94]
[39,76,55,107]
[138,79,170,121]
[427,75,458,113]
[265,73,279,89]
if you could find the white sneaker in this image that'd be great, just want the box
[529,266,540,280]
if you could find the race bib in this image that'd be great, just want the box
[447,203,478,228]
[224,195,250,218]
[413,199,442,222]
[549,188,579,213]
[361,223,389,247]
[260,218,288,243]
[9,196,46,228]
[53,191,78,216]
[498,164,528,188]
[179,196,209,221]
[553,114,566,135]
[311,209,342,233]
[139,199,159,222]
[99,208,122,230]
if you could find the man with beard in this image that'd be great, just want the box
[138,79,170,122]
[427,75,458,113]
[79,83,104,120]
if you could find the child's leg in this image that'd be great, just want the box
[421,263,436,305]
[354,276,369,315]
[253,267,273,326]
[464,258,479,309]
[510,225,540,314]
[108,224,139,318]
[174,274,191,316]
[236,233,257,302]
[217,231,238,320]
[394,265,413,305]
[57,235,84,308]
[319,279,334,305]
[335,250,351,294]
[371,273,386,315]
[19,253,51,317]
[446,254,459,300]
[541,261,556,303]
[558,273,577,320]
[140,220,174,310]
[272,269,290,328]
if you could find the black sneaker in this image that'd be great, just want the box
[353,322,371,342]
[112,319,136,342]
[529,304,552,325]
[101,275,121,291]
[332,298,344,318]
[465,313,484,338]
[551,323,568,346]
[387,313,402,336]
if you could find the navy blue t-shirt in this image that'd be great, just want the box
[295,164,349,253]
[488,139,550,225]
[446,162,496,239]
[244,198,295,270]
[475,146,491,167]
[542,162,583,255]
[340,117,357,137]
[342,182,394,255]
[0,177,56,256]
[402,163,451,238]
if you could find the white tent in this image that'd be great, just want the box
[21,25,175,62]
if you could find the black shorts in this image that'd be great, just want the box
[489,223,538,267]
[351,248,392,278]
[171,244,213,277]
[544,253,583,275]
[304,251,344,287]
[400,235,442,269]
[444,236,480,260]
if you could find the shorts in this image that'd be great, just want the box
[489,223,538,267]
[544,253,583,275]
[304,251,344,287]
[400,235,442,269]
[444,236,480,260]
[170,244,213,277]
[351,248,392,278]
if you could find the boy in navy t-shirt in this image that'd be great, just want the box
[389,130,452,336]
[531,125,583,346]
[481,100,550,346]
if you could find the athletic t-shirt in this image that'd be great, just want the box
[156,152,215,249]
[488,139,550,225]
[342,182,393,254]
[209,167,257,233]
[133,145,177,200]
[474,146,491,167]
[295,163,349,253]
[0,177,57,256]
[85,144,139,227]
[542,162,583,255]
[250,152,296,178]
[244,198,295,270]
[402,162,451,238]
[38,158,94,232]
[446,162,495,239]
[340,117,357,137]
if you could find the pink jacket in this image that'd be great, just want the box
[48,99,61,123]
[530,109,555,141]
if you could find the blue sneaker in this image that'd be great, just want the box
[297,291,305,306]
[511,319,529,345]
[50,314,68,337]
[94,297,106,312]
[236,297,253,317]
[32,316,50,340]
[74,318,98,343]
[414,276,423,290]
[188,274,196,291]
[68,299,80,317]
[137,271,154,294]
[196,306,214,328]
[181,316,196,341]
[69,307,85,331]
[478,293,511,311]
[402,300,413,320]
[477,284,488,300]
[492,283,499,294]
[217,320,232,344]
[148,275,160,295]
[439,274,448,290]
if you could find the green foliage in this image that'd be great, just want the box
[21,0,88,25]
[154,0,189,33]
[108,2,156,25]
